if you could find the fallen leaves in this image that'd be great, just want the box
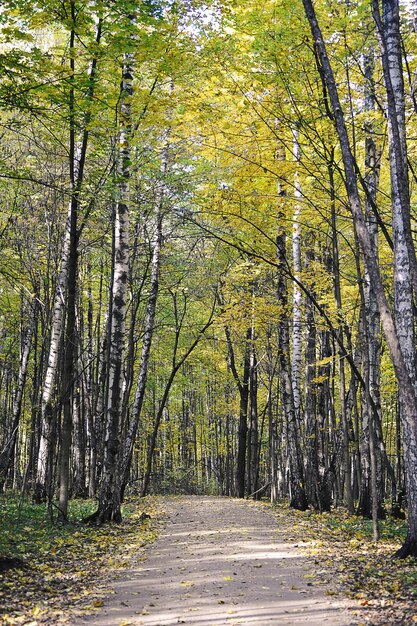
[266,501,417,626]
[0,496,164,625]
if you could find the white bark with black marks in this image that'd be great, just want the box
[291,128,303,424]
[97,49,134,523]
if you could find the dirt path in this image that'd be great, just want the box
[75,497,360,625]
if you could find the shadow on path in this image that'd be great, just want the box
[74,496,360,625]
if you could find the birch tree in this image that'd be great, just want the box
[0,297,38,490]
[276,140,308,511]
[302,0,417,556]
[95,32,135,523]
[35,7,103,504]
[291,128,303,428]
[358,51,384,520]
[120,210,162,497]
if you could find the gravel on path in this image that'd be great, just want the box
[74,496,361,626]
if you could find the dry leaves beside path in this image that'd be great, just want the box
[74,496,359,626]
[0,497,164,626]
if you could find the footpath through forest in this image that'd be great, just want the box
[75,496,360,626]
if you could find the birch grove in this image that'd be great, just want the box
[2,0,417,558]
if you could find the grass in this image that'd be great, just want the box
[0,494,164,625]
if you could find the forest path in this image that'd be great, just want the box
[75,496,359,626]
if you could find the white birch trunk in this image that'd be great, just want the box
[0,298,38,487]
[379,0,417,553]
[97,48,134,522]
[276,138,307,511]
[291,127,303,423]
[360,51,384,519]
[35,200,72,501]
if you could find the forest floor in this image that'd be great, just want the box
[1,495,417,625]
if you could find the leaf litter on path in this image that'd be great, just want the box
[70,496,361,626]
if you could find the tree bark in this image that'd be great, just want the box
[291,128,303,426]
[276,139,307,511]
[96,45,134,523]
[358,51,385,520]
[329,154,354,514]
[222,322,251,499]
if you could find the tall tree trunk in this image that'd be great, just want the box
[292,128,303,426]
[93,311,110,493]
[222,323,251,499]
[276,139,307,511]
[329,153,354,514]
[248,331,259,497]
[378,0,417,549]
[58,151,78,521]
[359,51,385,519]
[277,230,307,510]
[236,330,250,499]
[96,45,134,523]
[266,332,278,503]
[84,266,97,497]
[304,239,332,511]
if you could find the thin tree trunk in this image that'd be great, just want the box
[222,323,251,499]
[248,333,259,497]
[120,212,162,497]
[292,128,303,426]
[329,154,354,514]
[84,266,97,497]
[359,51,385,519]
[0,298,38,490]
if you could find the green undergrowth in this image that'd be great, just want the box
[266,501,417,625]
[0,495,165,625]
